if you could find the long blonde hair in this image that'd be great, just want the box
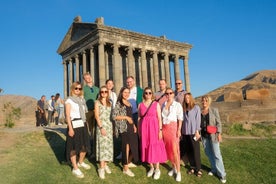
[183,92,196,111]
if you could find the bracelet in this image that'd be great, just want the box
[159,129,162,131]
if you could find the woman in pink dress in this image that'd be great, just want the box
[138,87,167,180]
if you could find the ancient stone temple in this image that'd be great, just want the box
[57,16,192,97]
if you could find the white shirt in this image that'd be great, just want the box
[65,99,83,120]
[128,86,138,114]
[162,100,183,124]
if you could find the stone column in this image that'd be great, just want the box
[63,60,68,98]
[69,58,73,86]
[174,54,180,80]
[140,48,148,88]
[127,46,134,77]
[153,51,159,91]
[164,52,171,87]
[184,55,191,92]
[82,51,87,74]
[105,50,109,79]
[160,57,165,79]
[89,47,94,77]
[98,41,105,87]
[113,43,122,94]
[75,55,80,81]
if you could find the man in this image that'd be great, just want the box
[174,79,188,166]
[36,95,47,127]
[154,79,168,106]
[126,76,143,126]
[174,79,186,105]
[47,95,55,125]
[83,72,99,158]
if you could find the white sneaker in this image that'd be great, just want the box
[208,171,214,176]
[153,169,161,180]
[168,168,176,176]
[147,168,154,177]
[123,169,135,177]
[98,168,105,179]
[128,162,137,168]
[116,152,122,159]
[176,172,181,182]
[220,177,227,183]
[72,168,84,178]
[104,165,112,174]
[77,162,91,170]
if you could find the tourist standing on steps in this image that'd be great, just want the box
[161,87,183,182]
[83,72,99,158]
[154,79,168,107]
[112,87,139,177]
[138,87,167,180]
[95,86,114,179]
[47,95,55,124]
[65,81,91,178]
[54,93,64,125]
[200,95,227,183]
[182,92,202,177]
[106,79,117,108]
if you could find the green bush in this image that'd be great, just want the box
[2,102,21,128]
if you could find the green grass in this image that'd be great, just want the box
[1,129,275,184]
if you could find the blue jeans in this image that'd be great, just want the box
[202,137,226,178]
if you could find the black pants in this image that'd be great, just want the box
[181,135,201,172]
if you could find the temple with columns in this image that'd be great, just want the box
[57,16,192,97]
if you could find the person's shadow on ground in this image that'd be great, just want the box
[43,127,67,165]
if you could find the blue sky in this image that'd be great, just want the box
[0,0,275,100]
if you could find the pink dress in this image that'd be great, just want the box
[139,101,167,163]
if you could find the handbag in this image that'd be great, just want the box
[206,125,217,134]
[72,119,84,128]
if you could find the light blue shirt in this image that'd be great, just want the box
[182,104,201,135]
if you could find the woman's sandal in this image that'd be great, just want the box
[196,170,203,177]
[187,169,194,175]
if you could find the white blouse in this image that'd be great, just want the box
[161,100,183,124]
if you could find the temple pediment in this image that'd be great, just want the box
[57,22,97,54]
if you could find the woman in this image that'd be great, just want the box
[55,93,65,125]
[138,87,167,180]
[161,87,183,182]
[106,79,117,108]
[181,92,202,177]
[201,95,227,183]
[112,87,139,177]
[65,82,91,178]
[95,86,114,179]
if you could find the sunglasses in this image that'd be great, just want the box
[166,92,174,95]
[75,87,82,91]
[100,91,108,94]
[175,83,182,85]
[144,92,152,95]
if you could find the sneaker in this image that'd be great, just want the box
[208,171,214,176]
[176,172,181,182]
[153,169,161,180]
[220,176,227,183]
[72,168,84,178]
[116,152,122,159]
[123,169,135,177]
[98,168,105,179]
[128,162,137,168]
[104,165,112,174]
[147,168,154,177]
[77,162,91,170]
[168,168,176,176]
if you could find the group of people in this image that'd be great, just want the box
[64,73,227,183]
[36,93,65,127]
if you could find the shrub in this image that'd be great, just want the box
[2,102,21,128]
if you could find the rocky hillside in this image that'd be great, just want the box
[0,95,37,127]
[200,70,276,124]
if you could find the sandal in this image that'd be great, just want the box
[196,170,203,177]
[187,169,194,175]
